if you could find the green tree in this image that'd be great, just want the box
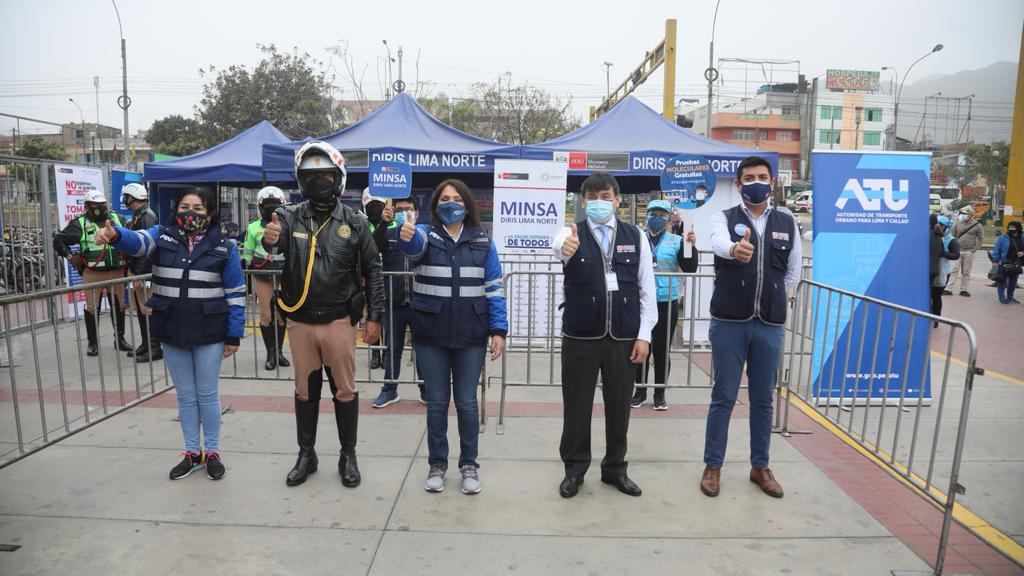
[146,114,206,156]
[963,141,1010,188]
[17,138,65,160]
[196,44,334,142]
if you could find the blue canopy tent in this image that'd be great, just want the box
[142,120,290,232]
[261,93,520,181]
[520,95,777,185]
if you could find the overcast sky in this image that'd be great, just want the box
[1,0,1021,138]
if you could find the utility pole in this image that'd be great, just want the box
[112,0,131,169]
[602,62,613,98]
[94,76,104,162]
[854,106,863,150]
[661,18,676,122]
[705,0,722,137]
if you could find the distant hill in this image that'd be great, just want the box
[896,60,1016,145]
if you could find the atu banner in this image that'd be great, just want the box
[811,151,932,405]
[54,164,107,319]
[493,159,568,347]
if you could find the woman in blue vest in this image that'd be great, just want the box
[397,179,507,495]
[632,200,699,410]
[94,186,245,481]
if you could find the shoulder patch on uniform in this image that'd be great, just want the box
[429,231,444,241]
[159,233,177,243]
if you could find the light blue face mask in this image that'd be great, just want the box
[585,199,614,223]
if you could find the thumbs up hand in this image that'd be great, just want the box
[561,224,581,257]
[733,228,754,263]
[94,220,117,246]
[263,212,281,246]
[399,218,415,242]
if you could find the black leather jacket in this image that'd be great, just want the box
[266,201,385,325]
[126,206,158,274]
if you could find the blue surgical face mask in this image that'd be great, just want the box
[585,199,614,223]
[436,201,466,225]
[395,209,414,226]
[958,214,968,222]
[647,214,668,233]
[740,181,772,205]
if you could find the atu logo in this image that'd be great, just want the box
[834,179,909,211]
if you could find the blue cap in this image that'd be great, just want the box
[648,200,672,214]
[937,215,953,227]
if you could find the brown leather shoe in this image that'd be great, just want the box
[749,467,784,498]
[700,466,720,497]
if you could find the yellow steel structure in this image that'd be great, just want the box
[590,19,677,122]
[1005,23,1024,231]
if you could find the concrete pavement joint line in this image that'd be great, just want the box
[0,512,386,533]
[929,350,1024,387]
[366,424,426,576]
[366,528,912,542]
[784,390,1024,568]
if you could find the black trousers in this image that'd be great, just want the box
[560,335,635,478]
[635,300,679,394]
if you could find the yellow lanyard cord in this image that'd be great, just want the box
[277,217,332,313]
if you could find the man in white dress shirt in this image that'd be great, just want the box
[700,156,801,500]
[551,172,657,499]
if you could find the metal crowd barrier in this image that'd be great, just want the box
[776,278,979,576]
[0,272,171,468]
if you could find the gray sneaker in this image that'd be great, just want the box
[460,465,481,495]
[424,466,446,493]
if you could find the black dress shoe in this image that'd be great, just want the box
[601,474,642,497]
[87,343,99,357]
[559,475,584,498]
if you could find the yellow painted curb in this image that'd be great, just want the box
[784,391,1024,567]
[929,350,1024,387]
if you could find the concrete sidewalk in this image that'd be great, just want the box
[1,370,1021,575]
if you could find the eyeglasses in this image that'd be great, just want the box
[740,174,772,184]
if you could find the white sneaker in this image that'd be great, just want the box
[424,466,445,493]
[460,465,481,495]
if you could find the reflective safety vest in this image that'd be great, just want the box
[78,213,124,270]
[650,231,683,302]
[243,218,285,271]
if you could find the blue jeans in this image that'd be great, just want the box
[704,319,783,469]
[164,342,224,453]
[382,304,414,390]
[997,271,1020,301]
[416,343,485,470]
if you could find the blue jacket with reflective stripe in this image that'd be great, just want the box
[400,223,508,349]
[112,224,246,348]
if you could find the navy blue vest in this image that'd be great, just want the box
[410,226,491,349]
[146,226,234,348]
[710,206,794,326]
[383,226,411,306]
[561,219,641,340]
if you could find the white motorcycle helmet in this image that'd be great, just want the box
[121,182,148,202]
[294,141,347,204]
[256,185,287,205]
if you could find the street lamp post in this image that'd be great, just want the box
[112,0,130,169]
[895,44,943,154]
[705,0,722,137]
[602,62,614,99]
[69,98,85,162]
[881,66,898,149]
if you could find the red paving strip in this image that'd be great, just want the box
[783,406,1023,575]
[938,289,1024,380]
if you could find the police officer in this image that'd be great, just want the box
[243,186,290,371]
[370,194,424,408]
[262,141,385,489]
[700,156,801,499]
[552,172,656,499]
[631,199,698,410]
[120,183,162,363]
[53,189,133,357]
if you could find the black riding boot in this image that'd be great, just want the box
[276,325,290,367]
[129,313,149,358]
[260,326,277,371]
[334,394,361,487]
[84,310,99,356]
[114,304,132,351]
[286,395,320,486]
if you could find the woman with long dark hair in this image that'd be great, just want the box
[95,186,245,480]
[397,179,507,494]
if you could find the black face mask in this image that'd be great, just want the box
[300,174,339,204]
[366,202,385,224]
[86,204,108,222]
[260,204,280,222]
[1009,228,1021,237]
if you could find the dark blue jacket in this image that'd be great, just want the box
[400,224,508,349]
[113,224,246,348]
[561,219,642,340]
[710,206,794,326]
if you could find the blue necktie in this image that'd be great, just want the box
[598,225,612,255]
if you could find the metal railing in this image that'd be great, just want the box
[777,278,979,575]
